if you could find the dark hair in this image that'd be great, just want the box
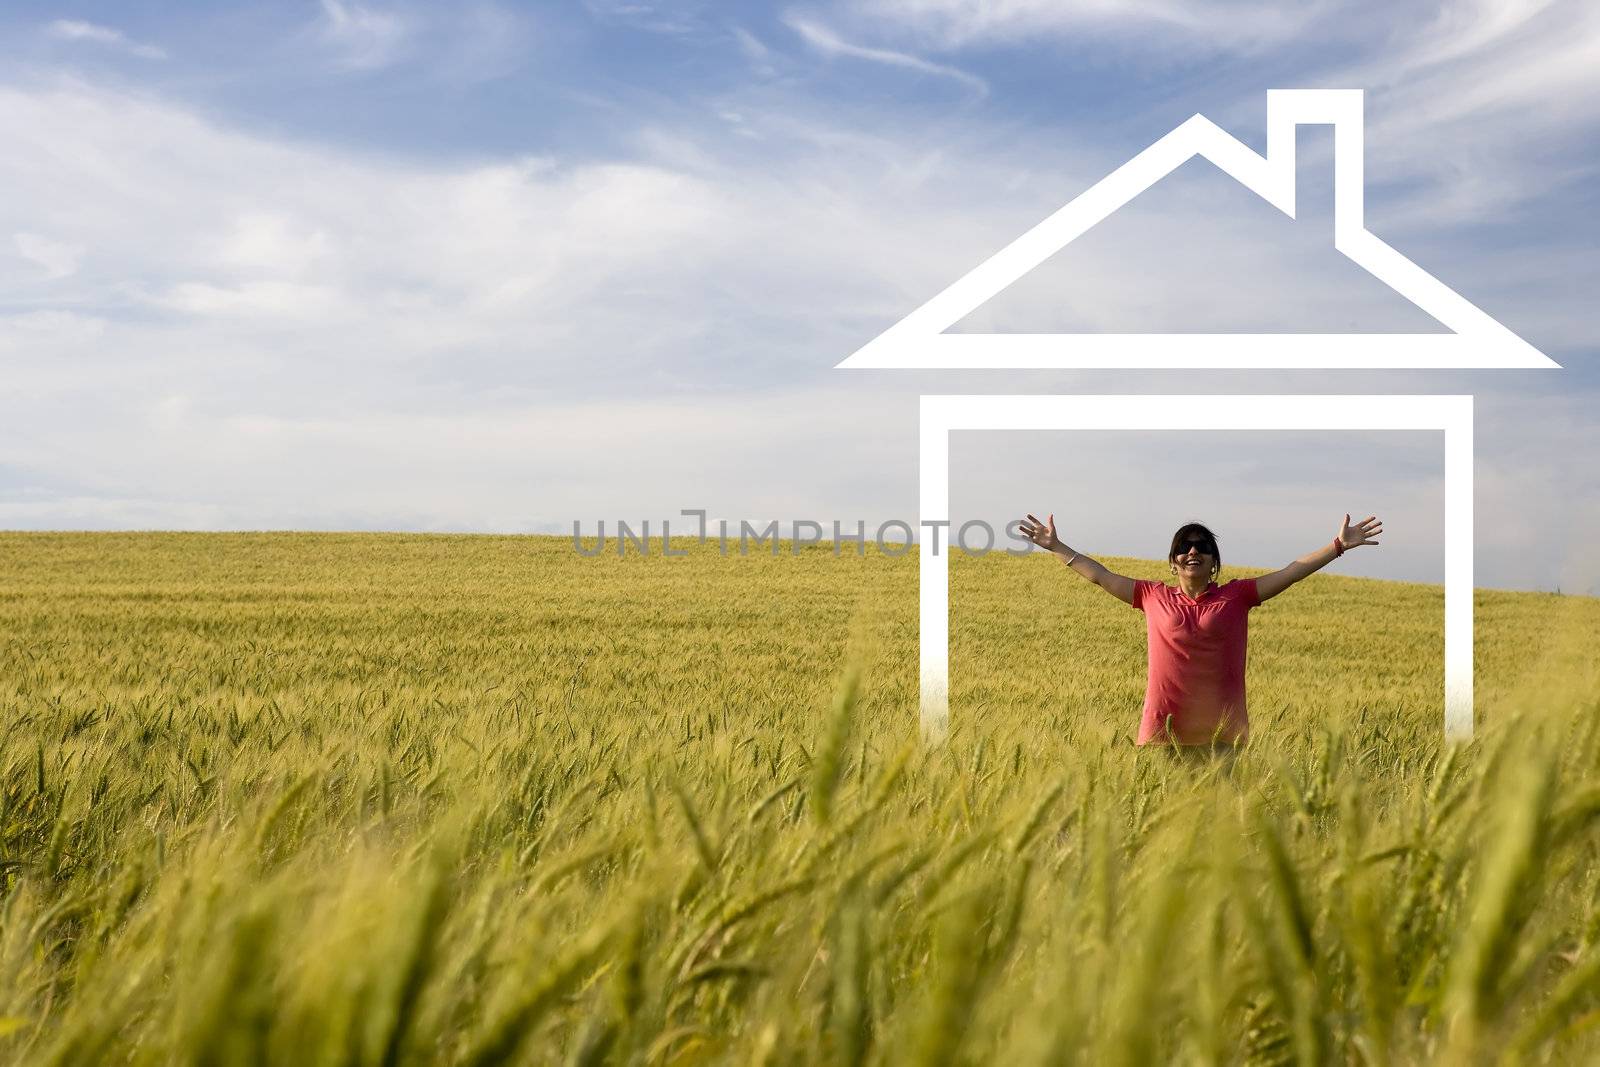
[1168,522,1221,580]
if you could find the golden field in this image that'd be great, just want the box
[2,531,1599,1065]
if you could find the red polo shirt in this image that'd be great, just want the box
[1131,577,1260,746]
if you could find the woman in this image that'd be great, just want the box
[1016,512,1383,748]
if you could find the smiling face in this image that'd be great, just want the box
[1168,523,1221,582]
[1172,537,1214,578]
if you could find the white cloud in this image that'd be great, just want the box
[317,0,413,71]
[45,18,167,60]
[0,310,106,354]
[1393,0,1561,71]
[157,281,343,319]
[218,213,332,276]
[1343,2,1600,149]
[783,11,988,97]
[730,26,780,79]
[581,1,709,36]
[731,26,771,61]
[307,4,531,82]
[835,0,1325,51]
[13,232,84,279]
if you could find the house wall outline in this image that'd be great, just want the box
[917,394,1473,743]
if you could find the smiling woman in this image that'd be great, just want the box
[1017,511,1383,748]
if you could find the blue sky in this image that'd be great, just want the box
[1,1,1596,592]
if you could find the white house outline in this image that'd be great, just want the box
[837,89,1559,370]
[918,395,1474,744]
[829,91,1556,742]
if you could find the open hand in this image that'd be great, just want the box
[1338,513,1383,550]
[1019,513,1061,553]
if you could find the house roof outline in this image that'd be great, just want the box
[837,89,1559,371]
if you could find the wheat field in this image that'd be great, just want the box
[2,531,1600,1065]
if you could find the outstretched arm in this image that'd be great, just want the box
[1018,513,1137,606]
[1256,514,1383,604]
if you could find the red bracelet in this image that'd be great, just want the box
[1332,537,1345,558]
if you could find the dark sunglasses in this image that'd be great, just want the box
[1173,538,1216,557]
